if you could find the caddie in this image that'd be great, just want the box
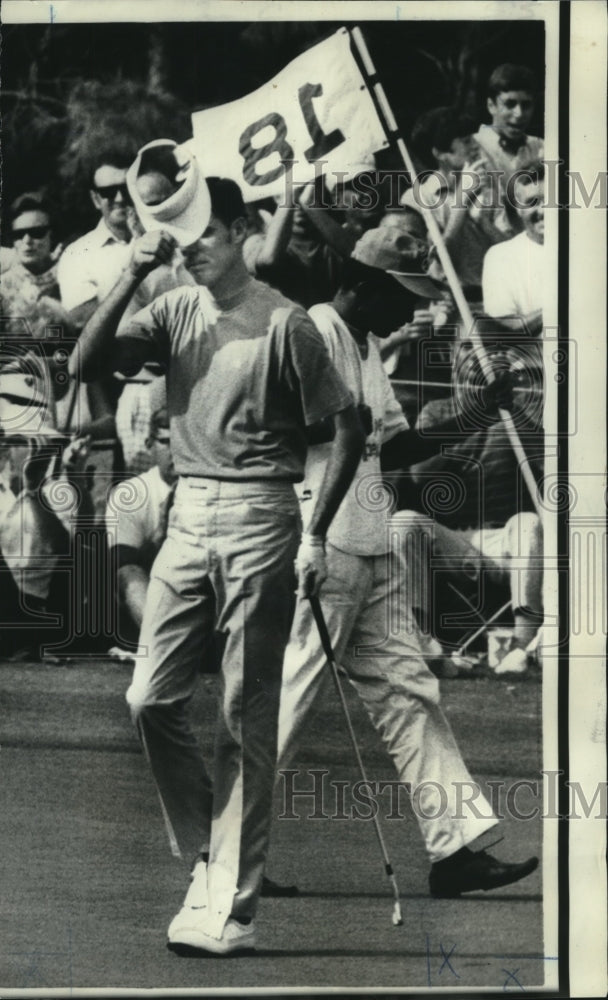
[277,225,539,898]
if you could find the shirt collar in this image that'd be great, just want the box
[93,217,129,248]
[480,124,528,155]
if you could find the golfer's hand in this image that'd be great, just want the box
[130,230,177,278]
[295,534,327,598]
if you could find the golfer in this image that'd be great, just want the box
[72,143,363,956]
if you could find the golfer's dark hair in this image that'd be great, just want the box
[487,64,536,100]
[410,107,477,167]
[207,177,247,227]
[10,192,53,227]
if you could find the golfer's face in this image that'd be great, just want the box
[183,215,238,290]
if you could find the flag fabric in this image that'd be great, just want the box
[191,28,388,202]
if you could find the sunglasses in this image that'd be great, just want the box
[94,183,131,203]
[12,226,50,241]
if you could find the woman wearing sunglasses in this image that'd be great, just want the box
[1,192,71,338]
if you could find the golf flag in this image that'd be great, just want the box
[191,28,388,202]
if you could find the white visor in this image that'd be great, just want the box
[126,139,211,247]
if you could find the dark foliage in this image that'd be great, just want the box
[1,19,545,243]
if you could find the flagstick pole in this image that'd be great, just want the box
[350,27,542,517]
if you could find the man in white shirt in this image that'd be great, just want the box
[57,150,133,330]
[482,164,544,334]
[277,226,539,899]
[56,150,134,440]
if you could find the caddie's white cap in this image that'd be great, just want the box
[126,139,211,247]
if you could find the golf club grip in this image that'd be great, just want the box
[308,596,335,663]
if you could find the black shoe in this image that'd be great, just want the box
[429,847,539,898]
[261,875,299,898]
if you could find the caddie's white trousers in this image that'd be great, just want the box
[277,543,498,863]
[126,477,300,933]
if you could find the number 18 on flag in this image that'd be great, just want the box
[191,28,389,202]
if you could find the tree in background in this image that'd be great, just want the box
[2,20,544,245]
[57,80,191,241]
[2,24,191,243]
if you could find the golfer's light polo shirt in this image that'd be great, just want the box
[119,279,353,482]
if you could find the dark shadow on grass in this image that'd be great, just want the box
[0,739,139,753]
[294,890,542,902]
[170,947,550,960]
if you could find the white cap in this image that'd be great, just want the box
[126,139,211,247]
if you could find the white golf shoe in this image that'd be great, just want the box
[167,911,256,956]
[167,857,208,940]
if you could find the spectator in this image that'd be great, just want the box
[242,194,311,305]
[394,335,544,675]
[1,246,16,275]
[1,194,71,334]
[0,427,93,658]
[241,166,382,308]
[1,194,74,429]
[243,163,390,311]
[402,107,509,296]
[57,147,134,330]
[367,209,453,427]
[56,146,138,449]
[105,395,175,642]
[393,505,543,675]
[473,64,543,238]
[482,163,544,334]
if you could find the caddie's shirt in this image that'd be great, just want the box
[300,303,408,556]
[119,278,352,482]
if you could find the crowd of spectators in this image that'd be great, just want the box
[1,62,545,675]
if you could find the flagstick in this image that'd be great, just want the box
[389,378,541,394]
[350,27,542,518]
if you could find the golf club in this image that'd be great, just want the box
[308,595,404,927]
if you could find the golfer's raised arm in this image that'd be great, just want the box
[70,230,176,381]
